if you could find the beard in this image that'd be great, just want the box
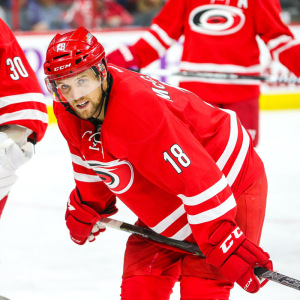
[71,99,102,120]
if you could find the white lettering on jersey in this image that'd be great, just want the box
[151,88,171,100]
[57,43,66,51]
[237,0,248,9]
[140,75,173,101]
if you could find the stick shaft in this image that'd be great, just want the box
[140,69,300,84]
[98,217,300,291]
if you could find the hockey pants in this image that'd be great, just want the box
[120,172,268,300]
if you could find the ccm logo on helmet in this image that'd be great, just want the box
[54,64,71,71]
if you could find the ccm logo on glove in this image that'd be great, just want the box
[220,226,243,253]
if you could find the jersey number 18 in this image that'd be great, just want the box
[163,144,190,174]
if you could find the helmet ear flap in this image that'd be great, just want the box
[91,59,107,82]
[99,61,107,81]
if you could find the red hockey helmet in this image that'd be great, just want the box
[44,27,107,102]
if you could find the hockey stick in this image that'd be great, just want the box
[97,217,300,291]
[140,69,300,84]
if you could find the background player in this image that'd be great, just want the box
[107,0,300,146]
[44,27,272,299]
[0,18,48,219]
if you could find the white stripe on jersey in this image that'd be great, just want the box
[170,223,192,240]
[187,194,236,224]
[266,34,293,51]
[151,204,185,233]
[216,109,238,171]
[216,109,250,186]
[180,61,261,74]
[179,175,228,206]
[150,24,177,47]
[0,93,45,108]
[141,31,167,57]
[226,126,250,186]
[0,109,48,124]
[272,39,300,61]
[73,171,102,182]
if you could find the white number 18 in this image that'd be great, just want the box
[163,144,190,174]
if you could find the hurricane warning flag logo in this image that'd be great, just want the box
[189,5,245,36]
[87,159,134,194]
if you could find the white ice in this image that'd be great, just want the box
[0,109,300,300]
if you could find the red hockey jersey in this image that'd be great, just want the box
[129,0,300,103]
[54,65,265,254]
[0,19,48,142]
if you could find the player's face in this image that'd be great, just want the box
[55,68,106,120]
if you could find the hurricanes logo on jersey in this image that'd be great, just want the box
[189,5,245,35]
[87,159,134,194]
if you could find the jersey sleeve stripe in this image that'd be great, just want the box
[226,126,250,186]
[266,34,293,51]
[187,194,236,224]
[73,171,102,182]
[119,44,134,61]
[216,109,238,171]
[170,223,192,241]
[180,61,261,74]
[0,109,48,124]
[141,31,168,57]
[272,40,300,61]
[150,204,185,233]
[150,24,177,46]
[0,93,45,108]
[178,175,228,206]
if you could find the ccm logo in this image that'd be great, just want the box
[220,227,243,253]
[54,64,71,71]
[244,278,252,290]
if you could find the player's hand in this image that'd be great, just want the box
[206,222,273,293]
[0,132,33,199]
[106,45,140,70]
[65,188,118,245]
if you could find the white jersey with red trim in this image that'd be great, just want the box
[54,66,265,253]
[130,0,300,103]
[0,19,48,142]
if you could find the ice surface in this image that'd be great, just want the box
[0,110,300,300]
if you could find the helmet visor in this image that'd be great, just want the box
[46,68,103,102]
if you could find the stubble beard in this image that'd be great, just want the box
[74,100,101,120]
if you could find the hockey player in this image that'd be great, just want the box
[106,0,300,147]
[44,27,272,299]
[0,19,48,219]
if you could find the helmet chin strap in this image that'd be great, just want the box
[89,80,106,121]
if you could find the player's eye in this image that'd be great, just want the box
[77,78,87,85]
[60,84,70,90]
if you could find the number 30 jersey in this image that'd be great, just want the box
[0,19,48,142]
[54,65,265,254]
